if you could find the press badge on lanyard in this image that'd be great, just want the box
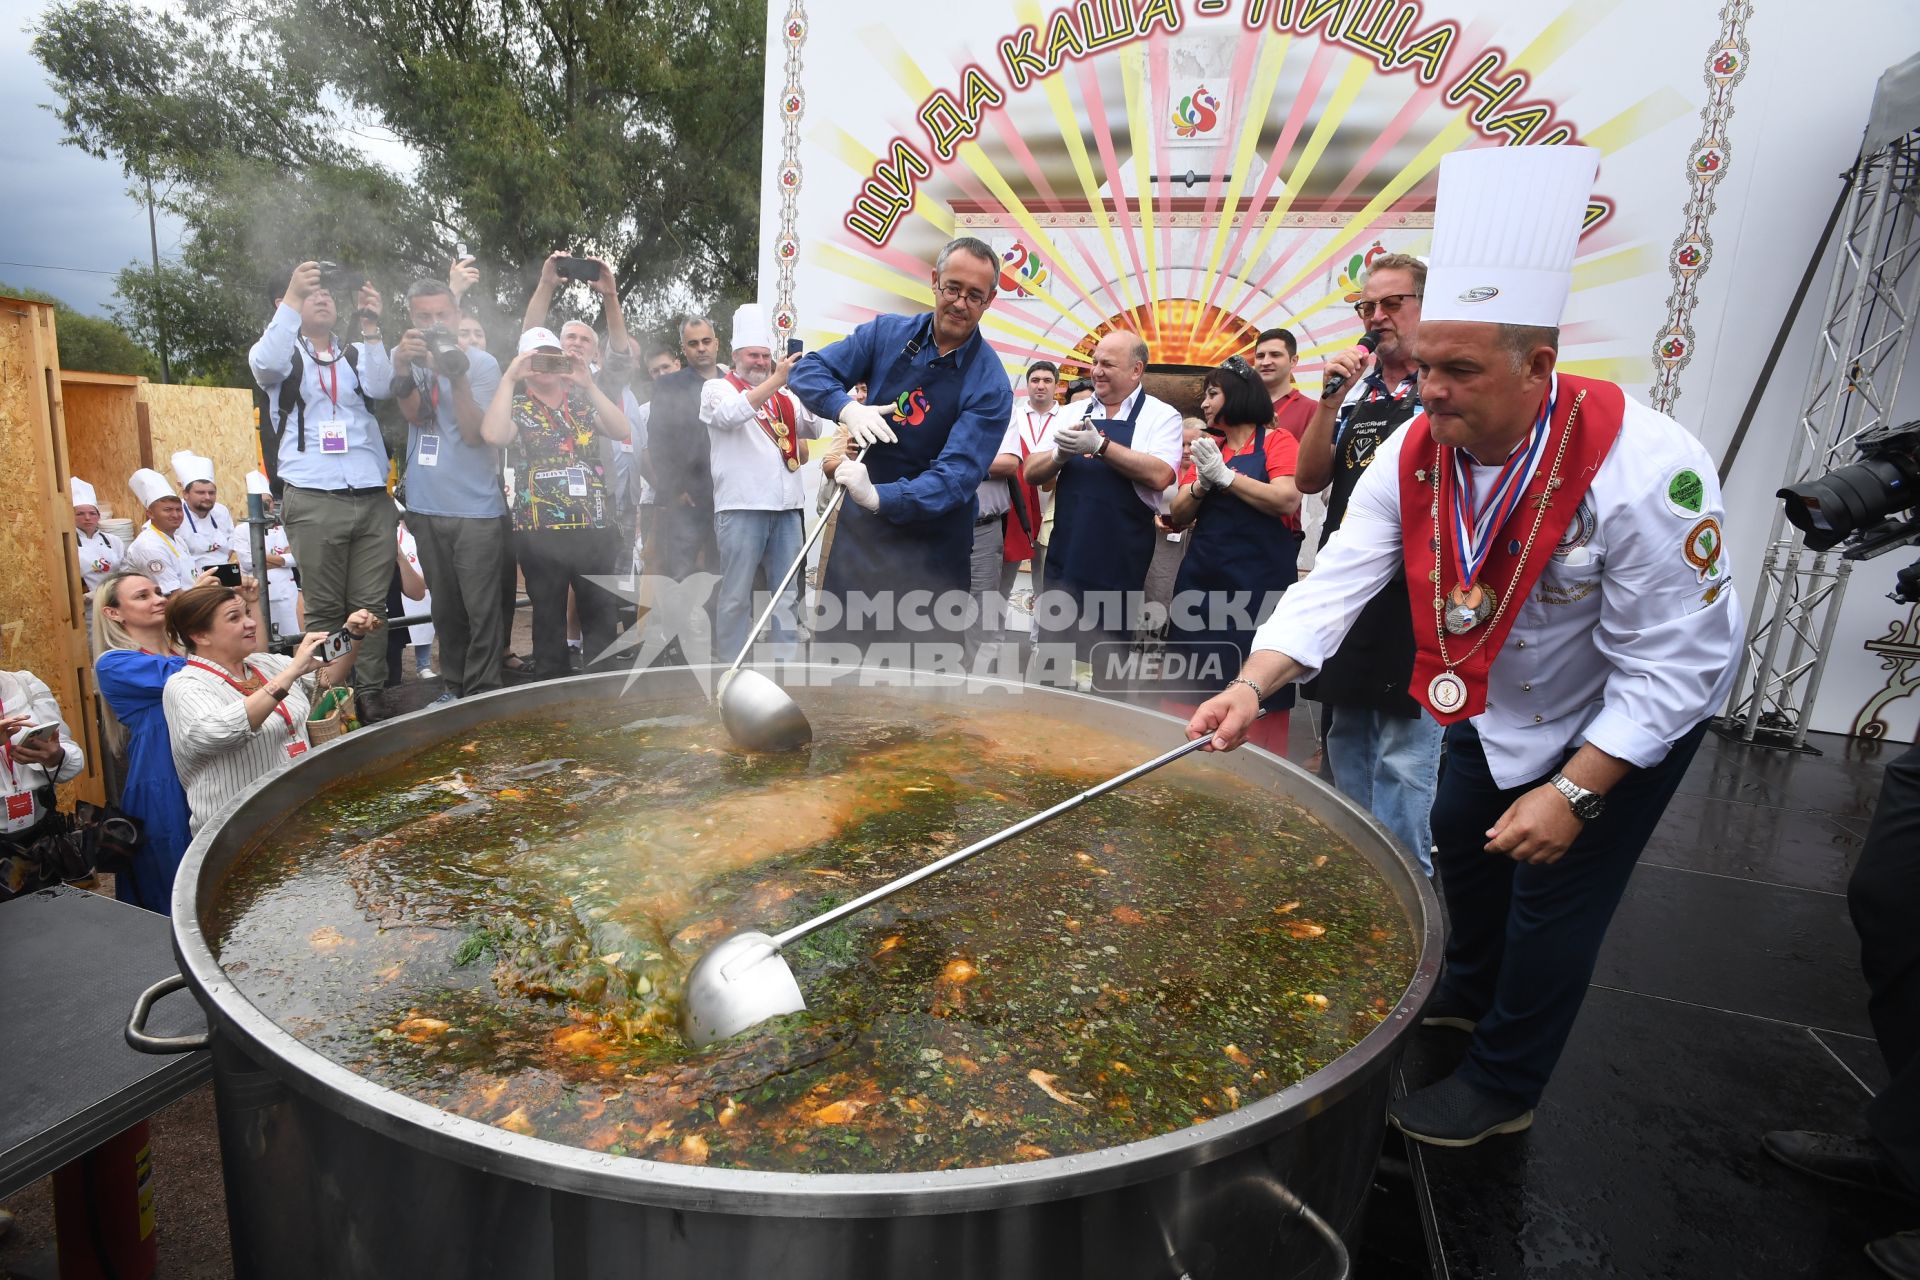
[418,432,441,467]
[4,790,36,830]
[566,468,588,497]
[317,421,349,454]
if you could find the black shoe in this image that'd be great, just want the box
[1764,1131,1920,1202]
[1869,1229,1920,1280]
[1389,1074,1534,1147]
[1419,990,1481,1033]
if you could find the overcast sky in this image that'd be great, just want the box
[0,0,188,317]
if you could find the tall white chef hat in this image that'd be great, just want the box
[170,450,216,488]
[246,470,271,497]
[129,467,177,511]
[1421,145,1601,328]
[730,303,772,354]
[71,477,98,509]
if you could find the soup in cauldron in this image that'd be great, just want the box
[208,692,1417,1173]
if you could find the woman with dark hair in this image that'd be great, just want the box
[1164,355,1303,754]
[93,569,225,912]
[161,585,377,832]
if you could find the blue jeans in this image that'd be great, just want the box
[1325,706,1443,874]
[715,508,804,661]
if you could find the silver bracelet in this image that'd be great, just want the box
[1225,676,1265,701]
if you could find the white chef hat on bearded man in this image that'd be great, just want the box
[1421,145,1601,329]
[730,304,773,355]
[170,450,215,488]
[71,477,98,509]
[129,467,177,511]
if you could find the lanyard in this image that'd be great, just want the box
[186,657,296,736]
[303,337,342,408]
[0,696,13,786]
[147,523,184,558]
[1022,408,1055,453]
[1448,377,1555,588]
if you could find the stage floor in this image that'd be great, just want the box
[1347,726,1907,1278]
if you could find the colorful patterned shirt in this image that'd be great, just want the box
[507,390,610,532]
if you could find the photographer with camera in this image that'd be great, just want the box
[161,584,376,833]
[0,666,87,900]
[481,328,630,679]
[393,277,509,702]
[250,259,398,714]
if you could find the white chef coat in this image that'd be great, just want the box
[262,522,299,638]
[1253,387,1743,789]
[1035,386,1184,513]
[699,378,827,512]
[0,669,85,835]
[127,521,200,595]
[396,524,435,646]
[180,502,240,572]
[76,530,124,592]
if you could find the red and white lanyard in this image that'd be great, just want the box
[187,658,299,741]
[1021,408,1055,455]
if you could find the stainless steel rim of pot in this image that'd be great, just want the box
[167,666,1445,1219]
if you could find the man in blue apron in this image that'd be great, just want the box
[1022,331,1183,689]
[788,237,1014,667]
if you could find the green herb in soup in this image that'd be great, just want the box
[208,695,1416,1173]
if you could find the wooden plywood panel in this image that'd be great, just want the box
[63,381,145,521]
[0,297,104,806]
[139,382,260,505]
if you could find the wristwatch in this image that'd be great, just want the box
[1094,435,1111,458]
[1548,772,1605,821]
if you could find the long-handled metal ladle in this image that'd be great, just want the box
[682,721,1256,1047]
[712,473,857,752]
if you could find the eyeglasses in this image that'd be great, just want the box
[935,281,993,309]
[1353,293,1419,320]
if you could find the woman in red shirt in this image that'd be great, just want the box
[1164,356,1302,754]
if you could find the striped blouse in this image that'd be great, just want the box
[163,654,319,833]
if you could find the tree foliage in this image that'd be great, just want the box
[32,0,765,385]
[0,281,161,378]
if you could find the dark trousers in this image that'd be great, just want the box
[1851,740,1920,1193]
[514,527,622,681]
[1433,717,1709,1107]
[412,512,512,698]
[652,501,718,582]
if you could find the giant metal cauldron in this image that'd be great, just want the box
[133,667,1441,1279]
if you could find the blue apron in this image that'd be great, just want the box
[821,319,976,647]
[1170,426,1299,709]
[1045,394,1156,643]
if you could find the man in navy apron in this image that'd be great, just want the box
[788,237,1014,667]
[1022,331,1183,689]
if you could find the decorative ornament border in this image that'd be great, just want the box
[1649,0,1754,413]
[771,0,808,343]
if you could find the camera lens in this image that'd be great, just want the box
[1779,456,1914,551]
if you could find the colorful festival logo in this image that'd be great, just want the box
[1337,241,1391,304]
[999,243,1049,297]
[891,388,931,427]
[1170,84,1221,139]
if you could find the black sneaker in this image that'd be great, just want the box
[1868,1229,1920,1280]
[1764,1131,1920,1203]
[1390,1074,1534,1147]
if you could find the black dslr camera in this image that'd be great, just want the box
[1779,419,1920,602]
[420,324,469,378]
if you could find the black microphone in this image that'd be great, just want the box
[1321,331,1381,399]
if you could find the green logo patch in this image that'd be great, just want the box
[1665,468,1705,518]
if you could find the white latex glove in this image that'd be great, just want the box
[1192,435,1235,490]
[838,400,898,448]
[835,457,881,512]
[1054,423,1103,456]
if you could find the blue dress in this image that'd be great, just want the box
[96,650,193,914]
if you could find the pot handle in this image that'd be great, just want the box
[126,973,211,1054]
[1255,1175,1351,1279]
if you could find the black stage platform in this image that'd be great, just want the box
[1346,727,1907,1278]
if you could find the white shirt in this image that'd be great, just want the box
[977,401,1059,520]
[76,530,124,592]
[180,502,240,572]
[164,653,319,833]
[127,522,199,595]
[699,378,828,512]
[1254,389,1743,789]
[1037,386,1184,512]
[0,669,85,834]
[396,524,435,645]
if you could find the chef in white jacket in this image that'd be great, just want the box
[1188,145,1742,1149]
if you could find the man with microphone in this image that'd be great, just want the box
[1290,252,1441,874]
